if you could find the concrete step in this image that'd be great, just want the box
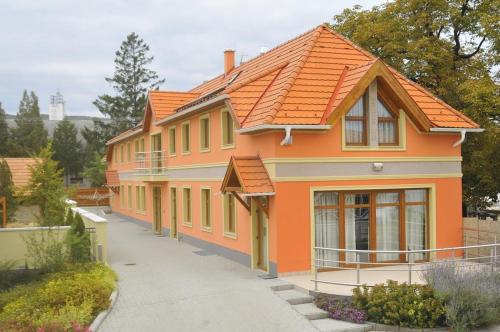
[268,279,294,292]
[292,303,329,320]
[275,289,314,305]
[311,318,373,332]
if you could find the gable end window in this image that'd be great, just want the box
[345,93,367,145]
[377,98,398,145]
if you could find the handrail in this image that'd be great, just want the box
[312,242,499,291]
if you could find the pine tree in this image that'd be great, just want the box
[82,153,106,187]
[89,33,165,150]
[25,143,66,226]
[0,159,17,223]
[53,118,83,184]
[67,212,91,262]
[10,90,48,156]
[0,102,10,156]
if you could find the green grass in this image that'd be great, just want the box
[0,263,117,332]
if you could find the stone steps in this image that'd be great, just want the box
[292,302,329,320]
[275,289,314,305]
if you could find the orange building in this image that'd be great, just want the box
[105,25,482,276]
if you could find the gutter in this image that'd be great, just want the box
[429,128,484,147]
[155,94,228,127]
[106,128,143,146]
[237,124,332,146]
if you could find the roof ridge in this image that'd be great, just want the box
[322,24,377,60]
[264,25,324,124]
[389,69,478,127]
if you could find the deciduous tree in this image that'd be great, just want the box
[53,118,83,184]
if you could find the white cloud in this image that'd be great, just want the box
[0,0,383,116]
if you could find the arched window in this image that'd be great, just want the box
[345,93,367,145]
[377,98,398,145]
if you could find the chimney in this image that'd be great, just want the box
[224,49,235,75]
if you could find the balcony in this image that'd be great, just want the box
[134,151,168,176]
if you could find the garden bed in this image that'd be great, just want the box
[0,263,117,332]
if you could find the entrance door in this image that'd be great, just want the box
[170,187,177,238]
[153,186,162,235]
[254,204,268,271]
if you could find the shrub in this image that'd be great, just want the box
[67,213,91,263]
[24,230,67,272]
[0,263,116,332]
[65,208,74,226]
[422,262,500,331]
[314,294,366,324]
[352,280,446,328]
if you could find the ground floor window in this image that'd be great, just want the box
[135,186,146,212]
[183,187,192,225]
[223,194,237,236]
[314,189,428,268]
[201,188,211,230]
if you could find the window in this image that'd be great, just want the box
[181,122,190,154]
[135,137,145,159]
[135,186,146,212]
[120,185,125,208]
[168,126,176,155]
[223,194,237,236]
[377,98,398,145]
[120,145,124,163]
[199,115,210,151]
[182,187,192,225]
[114,146,117,163]
[221,109,234,147]
[345,94,367,145]
[313,189,429,268]
[127,185,132,209]
[126,143,131,162]
[170,187,177,231]
[201,188,212,230]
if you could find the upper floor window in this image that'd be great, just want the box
[126,143,131,162]
[377,99,398,145]
[120,145,124,163]
[221,109,234,147]
[345,94,367,146]
[168,126,176,156]
[181,122,190,154]
[135,137,145,159]
[199,115,210,152]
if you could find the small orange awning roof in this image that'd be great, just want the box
[2,158,37,188]
[105,170,120,188]
[221,156,274,195]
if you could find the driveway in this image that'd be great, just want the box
[93,208,317,332]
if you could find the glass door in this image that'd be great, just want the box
[344,193,370,263]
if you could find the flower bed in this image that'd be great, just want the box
[0,263,117,332]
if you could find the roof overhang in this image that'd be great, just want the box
[430,127,484,147]
[106,127,143,146]
[155,94,229,127]
[237,124,331,134]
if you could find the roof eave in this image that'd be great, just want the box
[106,128,143,146]
[155,94,229,127]
[237,124,332,134]
[429,128,484,133]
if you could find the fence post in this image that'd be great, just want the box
[464,235,468,261]
[356,252,360,286]
[491,245,494,274]
[408,251,413,284]
[314,248,318,292]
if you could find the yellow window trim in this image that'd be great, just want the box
[200,186,212,232]
[199,114,211,153]
[220,108,235,149]
[309,183,437,273]
[182,185,192,226]
[168,126,176,157]
[342,111,407,151]
[222,193,237,239]
[181,121,191,155]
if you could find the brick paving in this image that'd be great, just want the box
[93,208,317,332]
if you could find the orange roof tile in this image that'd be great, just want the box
[2,158,37,188]
[110,24,478,144]
[221,156,274,194]
[105,170,120,187]
[148,91,200,121]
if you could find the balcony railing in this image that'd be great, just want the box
[134,151,168,175]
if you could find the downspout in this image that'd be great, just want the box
[280,126,293,146]
[429,128,484,147]
[453,129,467,148]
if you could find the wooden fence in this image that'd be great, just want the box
[463,217,500,259]
[70,188,111,207]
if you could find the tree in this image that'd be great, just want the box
[91,32,165,149]
[53,118,82,184]
[0,159,17,223]
[82,153,106,187]
[10,90,48,156]
[0,102,10,157]
[66,212,91,262]
[331,0,499,208]
[25,143,67,226]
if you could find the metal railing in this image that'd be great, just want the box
[312,242,500,291]
[134,151,168,175]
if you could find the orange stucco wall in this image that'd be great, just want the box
[107,103,464,274]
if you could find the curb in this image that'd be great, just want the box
[89,288,119,332]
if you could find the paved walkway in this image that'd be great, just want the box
[93,209,318,332]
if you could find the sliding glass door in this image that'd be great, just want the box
[314,192,340,268]
[345,193,370,263]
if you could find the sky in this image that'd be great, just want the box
[0,0,383,117]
